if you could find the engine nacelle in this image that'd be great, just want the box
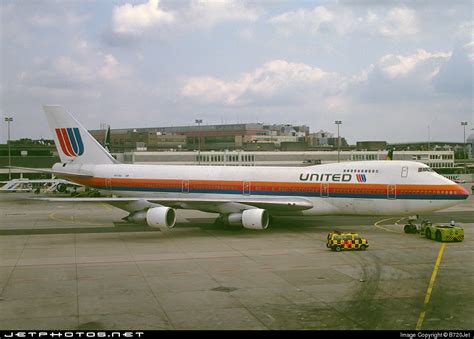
[146,207,176,229]
[242,209,269,230]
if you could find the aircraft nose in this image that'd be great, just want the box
[456,184,470,199]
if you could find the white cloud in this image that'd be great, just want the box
[53,56,95,84]
[112,0,175,35]
[182,48,459,109]
[377,49,451,78]
[377,7,417,38]
[99,54,128,80]
[111,0,257,37]
[19,52,128,90]
[458,21,474,61]
[269,5,418,38]
[182,59,342,105]
[269,6,334,35]
[187,0,258,28]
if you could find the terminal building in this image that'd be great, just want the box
[1,125,472,182]
[122,149,456,169]
[89,123,349,153]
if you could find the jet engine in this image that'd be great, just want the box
[146,207,176,229]
[125,207,176,230]
[226,209,269,230]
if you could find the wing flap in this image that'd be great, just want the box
[36,196,313,213]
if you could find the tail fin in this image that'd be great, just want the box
[43,105,118,164]
[385,149,393,160]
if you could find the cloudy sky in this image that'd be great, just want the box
[1,0,473,144]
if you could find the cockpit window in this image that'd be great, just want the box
[418,167,433,172]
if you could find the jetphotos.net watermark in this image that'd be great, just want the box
[1,332,144,338]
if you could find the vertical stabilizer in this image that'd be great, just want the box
[43,105,118,164]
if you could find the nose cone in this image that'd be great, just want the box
[456,184,470,200]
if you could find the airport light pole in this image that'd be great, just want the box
[5,117,13,180]
[461,121,468,173]
[195,119,202,165]
[461,121,467,159]
[335,120,342,163]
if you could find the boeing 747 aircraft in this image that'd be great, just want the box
[40,106,469,231]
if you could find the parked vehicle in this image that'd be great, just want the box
[327,231,369,252]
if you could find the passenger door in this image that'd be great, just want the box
[182,180,190,193]
[387,185,397,199]
[243,181,251,195]
[321,183,329,198]
[105,178,112,191]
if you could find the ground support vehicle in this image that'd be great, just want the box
[421,222,464,242]
[404,219,464,242]
[404,219,421,234]
[327,232,369,252]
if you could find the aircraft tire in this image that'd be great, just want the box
[425,228,432,239]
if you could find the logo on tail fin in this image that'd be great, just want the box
[55,128,84,157]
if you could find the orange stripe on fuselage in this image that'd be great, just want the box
[58,176,467,196]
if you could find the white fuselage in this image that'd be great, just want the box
[54,160,469,216]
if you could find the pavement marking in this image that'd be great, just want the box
[416,242,446,330]
[373,217,401,233]
[49,211,109,227]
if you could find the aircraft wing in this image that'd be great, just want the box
[4,166,94,177]
[36,196,314,214]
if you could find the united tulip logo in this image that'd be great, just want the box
[55,128,84,157]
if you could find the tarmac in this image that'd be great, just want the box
[0,192,473,330]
